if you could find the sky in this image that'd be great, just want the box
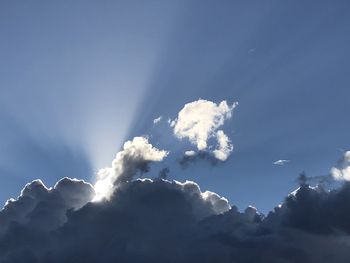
[3,1,350,262]
[1,0,350,216]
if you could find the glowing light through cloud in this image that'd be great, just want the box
[93,136,168,201]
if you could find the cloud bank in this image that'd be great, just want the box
[171,99,237,161]
[2,173,350,262]
[1,138,350,262]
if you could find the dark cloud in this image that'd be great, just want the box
[0,178,94,262]
[0,178,94,233]
[1,176,350,262]
[179,151,219,168]
[297,172,333,188]
[158,167,170,179]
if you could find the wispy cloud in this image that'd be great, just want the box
[273,159,290,166]
[153,116,162,124]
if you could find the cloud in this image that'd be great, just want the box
[172,99,237,161]
[153,116,162,124]
[297,172,332,187]
[0,178,232,262]
[179,151,218,168]
[2,175,350,262]
[93,136,168,201]
[179,130,233,167]
[331,151,350,181]
[0,177,94,235]
[184,150,196,156]
[212,130,233,161]
[2,138,350,262]
[273,159,290,166]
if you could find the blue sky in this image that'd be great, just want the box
[1,0,350,213]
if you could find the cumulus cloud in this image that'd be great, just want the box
[331,151,350,181]
[93,136,168,201]
[0,177,94,235]
[3,174,350,262]
[273,159,290,166]
[153,116,162,124]
[172,99,237,161]
[2,136,350,262]
[0,178,232,262]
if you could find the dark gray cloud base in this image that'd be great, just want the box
[1,175,350,262]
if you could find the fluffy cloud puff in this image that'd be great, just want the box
[172,99,237,161]
[93,136,168,201]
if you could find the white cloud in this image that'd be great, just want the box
[212,130,233,161]
[176,180,231,215]
[201,190,230,215]
[273,159,290,166]
[331,151,350,181]
[184,150,196,156]
[93,136,168,201]
[172,99,237,160]
[153,116,162,124]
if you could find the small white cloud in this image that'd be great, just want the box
[172,99,237,161]
[273,159,290,166]
[331,151,350,181]
[212,130,233,161]
[153,116,162,124]
[184,150,196,157]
